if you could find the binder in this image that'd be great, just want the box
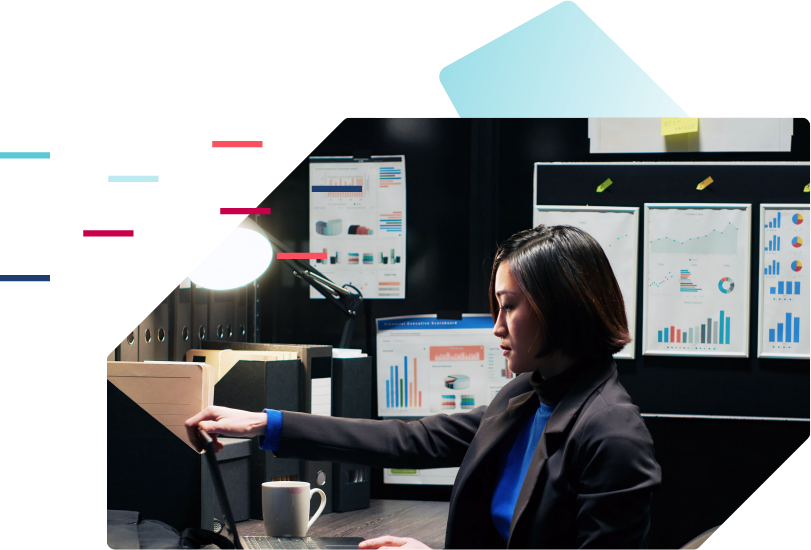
[107,361,214,448]
[108,381,251,532]
[203,343,335,517]
[331,356,372,512]
[203,342,332,415]
[108,380,202,530]
[213,358,308,519]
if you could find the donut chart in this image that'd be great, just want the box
[718,277,735,294]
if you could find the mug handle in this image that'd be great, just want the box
[307,488,327,530]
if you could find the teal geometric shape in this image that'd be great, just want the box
[439,0,811,117]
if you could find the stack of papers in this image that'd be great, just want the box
[185,349,299,382]
[332,348,368,358]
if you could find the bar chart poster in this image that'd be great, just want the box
[757,204,810,359]
[533,206,639,359]
[642,204,752,357]
[375,314,511,418]
[309,156,406,299]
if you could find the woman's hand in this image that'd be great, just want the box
[359,536,431,549]
[184,406,267,452]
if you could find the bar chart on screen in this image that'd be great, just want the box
[758,205,809,358]
[643,205,751,357]
[376,315,511,416]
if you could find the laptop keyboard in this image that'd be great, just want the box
[242,536,321,549]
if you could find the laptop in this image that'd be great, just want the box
[198,428,365,550]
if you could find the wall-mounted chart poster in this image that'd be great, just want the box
[533,206,639,359]
[757,204,810,359]
[643,204,751,357]
[376,314,511,418]
[377,314,509,486]
[309,156,406,299]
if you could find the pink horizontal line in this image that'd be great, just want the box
[211,141,321,153]
[83,230,134,237]
[220,208,271,215]
[277,253,328,260]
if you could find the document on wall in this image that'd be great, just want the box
[309,156,406,299]
[377,314,508,486]
[757,204,810,359]
[588,118,793,153]
[642,204,752,357]
[533,206,639,359]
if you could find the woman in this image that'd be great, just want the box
[186,225,661,549]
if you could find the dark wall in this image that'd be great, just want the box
[257,118,809,420]
[252,118,811,550]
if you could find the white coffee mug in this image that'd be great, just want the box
[262,481,327,537]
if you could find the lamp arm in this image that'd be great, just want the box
[262,229,363,319]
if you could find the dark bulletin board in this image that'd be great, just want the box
[534,162,810,419]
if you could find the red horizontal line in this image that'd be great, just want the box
[211,141,321,153]
[82,208,270,254]
[277,253,327,260]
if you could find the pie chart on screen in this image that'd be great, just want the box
[792,261,802,272]
[792,237,803,248]
[792,213,804,225]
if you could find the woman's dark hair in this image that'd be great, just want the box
[489,224,631,358]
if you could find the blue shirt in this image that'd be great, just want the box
[258,403,556,543]
[490,402,556,542]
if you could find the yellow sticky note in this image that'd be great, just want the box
[805,183,810,193]
[596,178,613,193]
[697,177,713,190]
[662,118,699,136]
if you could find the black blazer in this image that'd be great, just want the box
[276,357,661,548]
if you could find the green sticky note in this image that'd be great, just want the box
[661,118,699,136]
[596,178,613,193]
[389,469,418,475]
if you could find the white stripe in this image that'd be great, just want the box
[640,413,808,422]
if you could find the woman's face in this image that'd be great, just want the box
[493,261,545,375]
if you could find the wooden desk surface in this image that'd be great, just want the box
[238,499,450,549]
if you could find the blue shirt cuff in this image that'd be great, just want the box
[258,409,283,451]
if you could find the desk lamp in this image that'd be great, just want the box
[188,217,363,348]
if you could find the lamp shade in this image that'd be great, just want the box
[188,219,273,290]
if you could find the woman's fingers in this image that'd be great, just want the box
[359,536,431,549]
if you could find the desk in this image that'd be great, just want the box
[238,499,450,549]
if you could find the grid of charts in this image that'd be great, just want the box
[757,205,810,358]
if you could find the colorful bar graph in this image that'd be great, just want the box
[388,356,419,409]
[660,311,731,346]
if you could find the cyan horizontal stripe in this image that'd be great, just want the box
[0,152,50,159]
[108,176,159,182]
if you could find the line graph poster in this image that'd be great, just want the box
[757,204,810,359]
[533,206,639,359]
[643,204,751,357]
[309,156,406,299]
